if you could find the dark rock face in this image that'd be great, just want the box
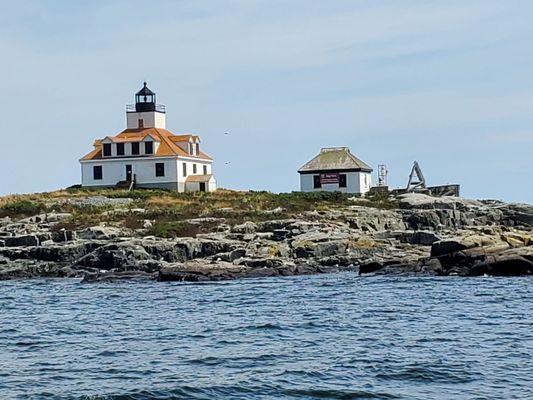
[5,235,41,247]
[431,239,470,257]
[51,230,77,243]
[0,194,531,281]
[75,243,153,271]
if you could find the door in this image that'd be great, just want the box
[199,182,206,192]
[125,165,132,181]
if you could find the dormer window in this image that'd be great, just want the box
[116,143,125,156]
[131,142,140,155]
[145,141,153,155]
[138,119,144,128]
[196,143,200,155]
[103,143,112,157]
[188,142,194,155]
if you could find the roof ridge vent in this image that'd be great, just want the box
[320,147,349,153]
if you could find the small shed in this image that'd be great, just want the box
[185,174,217,192]
[298,147,373,194]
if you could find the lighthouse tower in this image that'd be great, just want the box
[126,82,166,129]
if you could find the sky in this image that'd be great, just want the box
[0,0,532,202]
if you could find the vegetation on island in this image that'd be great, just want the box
[0,187,398,238]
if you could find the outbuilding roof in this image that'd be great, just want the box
[80,128,212,161]
[298,147,372,173]
[185,174,214,183]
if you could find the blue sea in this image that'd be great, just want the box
[0,274,531,399]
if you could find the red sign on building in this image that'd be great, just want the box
[320,173,339,184]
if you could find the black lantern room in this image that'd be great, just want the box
[135,82,156,112]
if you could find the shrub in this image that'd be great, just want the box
[148,221,201,238]
[358,192,399,209]
[0,200,44,218]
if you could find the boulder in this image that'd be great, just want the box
[359,261,385,274]
[45,213,73,223]
[409,231,441,245]
[253,242,291,258]
[0,259,75,280]
[140,239,188,262]
[272,229,292,241]
[215,248,246,262]
[398,193,482,211]
[51,230,77,243]
[77,226,123,240]
[498,203,533,227]
[256,219,299,233]
[142,220,153,230]
[293,240,347,258]
[4,235,40,247]
[231,221,258,234]
[74,242,152,271]
[430,235,499,257]
[501,232,531,248]
[291,231,350,258]
[0,217,11,227]
[473,255,533,276]
[159,260,247,282]
[26,241,102,262]
[241,257,286,269]
[380,230,441,245]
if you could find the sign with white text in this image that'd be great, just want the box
[320,173,339,184]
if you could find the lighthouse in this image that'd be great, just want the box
[79,83,217,192]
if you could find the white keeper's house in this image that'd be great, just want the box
[80,83,216,192]
[298,147,372,194]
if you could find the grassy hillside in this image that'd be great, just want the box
[0,188,397,238]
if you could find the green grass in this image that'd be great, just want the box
[148,221,202,238]
[0,187,399,232]
[0,199,45,218]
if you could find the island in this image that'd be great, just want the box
[0,189,531,281]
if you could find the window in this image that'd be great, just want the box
[313,175,321,189]
[138,119,144,128]
[103,143,112,157]
[145,141,153,154]
[93,166,103,180]
[155,163,165,177]
[339,174,347,188]
[116,143,125,156]
[188,142,193,155]
[131,142,140,155]
[203,165,208,175]
[193,164,197,174]
[196,143,200,155]
[182,163,187,177]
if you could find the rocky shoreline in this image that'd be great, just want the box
[0,193,531,282]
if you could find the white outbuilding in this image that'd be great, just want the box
[80,83,216,192]
[298,147,372,194]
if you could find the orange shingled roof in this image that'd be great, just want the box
[80,127,213,161]
[170,134,199,142]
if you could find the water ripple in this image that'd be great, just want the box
[0,274,532,399]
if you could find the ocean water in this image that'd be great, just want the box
[0,274,531,400]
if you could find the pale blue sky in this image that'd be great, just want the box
[0,0,532,202]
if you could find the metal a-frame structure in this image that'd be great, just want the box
[406,161,426,192]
